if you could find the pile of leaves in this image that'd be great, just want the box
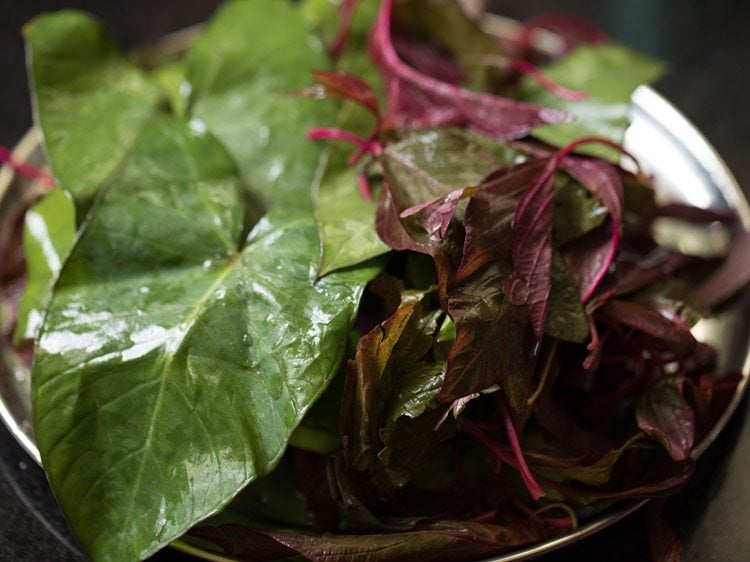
[1,0,748,561]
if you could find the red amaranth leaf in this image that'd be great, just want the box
[192,519,556,562]
[507,161,557,340]
[400,185,478,241]
[461,417,545,501]
[455,159,549,285]
[598,299,697,353]
[561,156,624,300]
[508,137,633,339]
[370,0,573,139]
[393,34,467,85]
[637,378,696,462]
[307,70,381,117]
[376,181,431,253]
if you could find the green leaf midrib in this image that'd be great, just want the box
[118,253,240,541]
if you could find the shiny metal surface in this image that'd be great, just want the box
[1,31,748,562]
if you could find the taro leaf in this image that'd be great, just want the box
[13,188,76,344]
[186,0,338,210]
[24,11,163,214]
[314,104,388,277]
[31,120,379,561]
[516,44,665,160]
[193,519,555,562]
[304,1,390,276]
[637,378,696,462]
[546,251,589,343]
[342,298,449,487]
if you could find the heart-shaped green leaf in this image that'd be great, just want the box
[24,11,163,213]
[31,119,378,561]
[186,0,338,210]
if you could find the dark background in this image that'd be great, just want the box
[1,0,749,560]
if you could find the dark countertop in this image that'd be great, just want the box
[1,1,749,561]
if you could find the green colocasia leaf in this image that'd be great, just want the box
[313,99,388,277]
[314,157,388,276]
[186,0,337,210]
[516,44,665,160]
[305,0,388,276]
[13,188,76,345]
[24,11,162,214]
[31,119,378,561]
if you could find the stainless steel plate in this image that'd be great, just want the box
[1,53,748,562]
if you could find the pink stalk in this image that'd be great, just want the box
[357,172,373,202]
[551,136,638,301]
[462,417,545,501]
[498,400,546,501]
[0,145,55,189]
[307,128,382,159]
[510,59,590,101]
[461,419,517,467]
[371,0,571,138]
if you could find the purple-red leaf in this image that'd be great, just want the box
[400,185,477,241]
[370,0,572,139]
[598,299,697,353]
[508,163,557,340]
[308,70,381,117]
[637,378,696,462]
[561,156,624,300]
[440,265,538,418]
[193,519,556,562]
[455,159,548,285]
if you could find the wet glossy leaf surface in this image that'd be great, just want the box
[24,11,162,213]
[31,120,377,561]
[186,0,338,210]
